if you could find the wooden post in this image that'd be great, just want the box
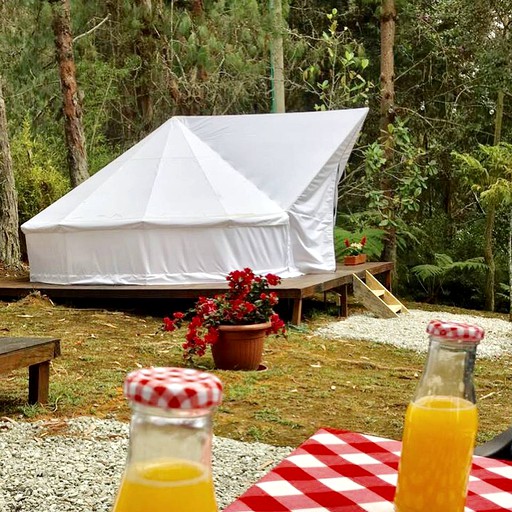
[291,298,302,325]
[384,268,392,291]
[28,361,51,404]
[334,285,348,318]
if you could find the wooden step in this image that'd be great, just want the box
[352,271,409,319]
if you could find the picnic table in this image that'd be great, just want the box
[224,428,512,511]
[0,337,61,404]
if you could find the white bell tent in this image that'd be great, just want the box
[22,108,368,285]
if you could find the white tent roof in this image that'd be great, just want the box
[24,119,287,230]
[22,108,368,285]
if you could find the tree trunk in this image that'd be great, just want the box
[492,89,510,318]
[379,0,396,264]
[492,90,503,314]
[270,0,285,113]
[50,0,89,188]
[494,90,504,145]
[135,0,156,133]
[0,78,21,267]
[483,204,495,311]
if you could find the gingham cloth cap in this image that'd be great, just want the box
[124,367,223,410]
[426,319,484,343]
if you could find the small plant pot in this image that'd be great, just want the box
[343,254,367,266]
[211,322,271,371]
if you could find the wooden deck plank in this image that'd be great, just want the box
[0,262,394,323]
[0,262,393,298]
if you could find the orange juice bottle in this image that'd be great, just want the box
[394,319,484,512]
[112,367,223,512]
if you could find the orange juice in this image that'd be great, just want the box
[112,459,217,512]
[394,395,478,512]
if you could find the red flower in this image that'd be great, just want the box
[162,268,286,364]
[344,238,350,247]
[268,292,279,306]
[205,327,219,344]
[361,236,367,246]
[265,273,281,286]
[185,326,197,342]
[245,302,257,313]
[163,317,176,331]
[269,313,286,335]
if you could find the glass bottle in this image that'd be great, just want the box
[394,319,484,512]
[112,367,223,512]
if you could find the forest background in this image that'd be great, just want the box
[0,0,511,314]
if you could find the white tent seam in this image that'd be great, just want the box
[141,122,174,223]
[178,119,285,215]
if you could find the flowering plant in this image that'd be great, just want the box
[343,236,367,256]
[163,268,286,363]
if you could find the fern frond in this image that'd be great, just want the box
[445,257,487,273]
[410,264,444,281]
[433,253,453,267]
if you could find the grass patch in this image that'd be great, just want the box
[0,294,511,448]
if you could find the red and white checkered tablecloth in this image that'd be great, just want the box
[223,428,512,512]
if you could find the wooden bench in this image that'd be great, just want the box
[0,337,61,404]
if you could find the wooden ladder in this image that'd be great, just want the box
[352,271,409,319]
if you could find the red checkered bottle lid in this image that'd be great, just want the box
[426,319,484,343]
[124,367,223,410]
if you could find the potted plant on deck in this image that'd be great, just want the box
[163,268,286,370]
[343,236,367,265]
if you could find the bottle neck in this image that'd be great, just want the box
[127,403,214,469]
[414,337,478,403]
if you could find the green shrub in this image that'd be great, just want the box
[11,118,70,224]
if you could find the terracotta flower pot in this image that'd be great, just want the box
[211,322,271,371]
[343,253,367,266]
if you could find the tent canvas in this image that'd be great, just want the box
[22,108,368,285]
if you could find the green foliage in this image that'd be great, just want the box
[497,282,510,304]
[357,118,437,250]
[301,8,373,110]
[452,143,512,207]
[411,253,487,302]
[451,142,512,311]
[10,118,70,224]
[366,119,437,223]
[334,227,385,261]
[393,211,490,306]
[74,59,124,172]
[155,0,272,117]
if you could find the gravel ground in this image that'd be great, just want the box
[0,417,292,512]
[315,309,512,359]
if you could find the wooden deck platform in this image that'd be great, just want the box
[0,262,394,324]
